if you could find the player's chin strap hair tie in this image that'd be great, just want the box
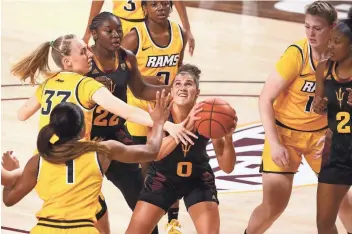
[336,22,352,41]
[49,134,59,144]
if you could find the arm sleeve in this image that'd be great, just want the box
[275,45,303,82]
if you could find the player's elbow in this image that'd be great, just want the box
[221,164,235,174]
[3,197,15,207]
[17,110,29,121]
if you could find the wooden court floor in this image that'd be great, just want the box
[1,1,351,233]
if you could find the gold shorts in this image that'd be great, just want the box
[30,218,98,234]
[261,125,327,174]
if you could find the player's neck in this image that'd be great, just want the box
[92,45,116,61]
[147,19,169,34]
[172,104,193,123]
[311,44,329,61]
[337,56,352,75]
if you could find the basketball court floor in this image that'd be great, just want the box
[1,1,351,233]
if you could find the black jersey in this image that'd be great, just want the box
[324,61,352,135]
[87,48,131,140]
[150,114,210,182]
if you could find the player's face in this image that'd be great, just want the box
[94,16,123,52]
[305,14,332,48]
[328,28,352,62]
[144,1,171,24]
[64,38,93,74]
[171,74,199,106]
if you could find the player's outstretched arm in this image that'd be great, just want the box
[83,0,105,44]
[174,1,195,56]
[17,94,41,121]
[3,155,39,206]
[92,87,197,145]
[100,90,172,163]
[313,60,329,114]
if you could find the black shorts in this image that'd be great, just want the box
[318,133,352,185]
[138,163,219,212]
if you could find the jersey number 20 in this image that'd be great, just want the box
[41,90,72,115]
[336,112,351,133]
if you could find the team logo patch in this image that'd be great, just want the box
[121,63,126,71]
[207,123,318,193]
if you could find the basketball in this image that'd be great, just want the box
[195,98,237,139]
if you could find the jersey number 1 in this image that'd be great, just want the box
[124,0,136,11]
[66,160,74,184]
[305,96,314,112]
[336,112,351,133]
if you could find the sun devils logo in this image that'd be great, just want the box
[95,76,116,93]
[207,123,318,192]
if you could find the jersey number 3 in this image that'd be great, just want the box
[336,112,351,133]
[124,0,136,11]
[41,90,72,115]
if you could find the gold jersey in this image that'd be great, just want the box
[35,152,103,222]
[112,0,144,20]
[35,72,104,139]
[274,38,327,131]
[126,20,184,136]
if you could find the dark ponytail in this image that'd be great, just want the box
[36,102,110,164]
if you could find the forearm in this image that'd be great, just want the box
[215,137,236,173]
[84,1,104,33]
[1,168,23,187]
[156,136,178,160]
[174,1,191,31]
[136,83,171,101]
[259,97,280,145]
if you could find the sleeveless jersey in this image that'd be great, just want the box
[274,38,327,131]
[151,114,210,183]
[127,20,184,95]
[324,61,352,135]
[112,0,144,20]
[86,49,131,139]
[35,152,103,222]
[35,72,104,139]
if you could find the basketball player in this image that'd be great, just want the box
[10,34,197,233]
[86,11,195,234]
[244,2,351,234]
[125,64,237,234]
[312,8,352,234]
[83,0,195,56]
[2,97,171,234]
[121,1,186,231]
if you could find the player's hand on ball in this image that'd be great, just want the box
[346,88,352,106]
[2,151,20,171]
[148,89,173,124]
[312,96,328,114]
[184,102,204,131]
[271,142,290,168]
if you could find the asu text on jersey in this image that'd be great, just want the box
[274,38,327,131]
[35,72,104,139]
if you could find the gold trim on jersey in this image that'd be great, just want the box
[74,77,97,112]
[92,53,119,73]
